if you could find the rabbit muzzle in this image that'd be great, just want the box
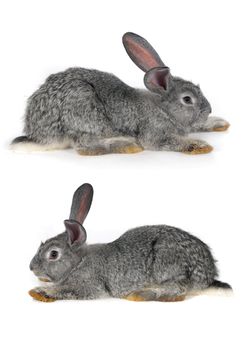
[30,259,52,282]
[32,269,52,282]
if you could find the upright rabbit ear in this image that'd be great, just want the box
[122,32,166,72]
[64,220,87,245]
[69,183,93,224]
[144,67,170,93]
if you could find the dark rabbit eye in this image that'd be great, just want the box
[182,96,193,105]
[49,250,59,260]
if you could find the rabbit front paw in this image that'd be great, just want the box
[212,119,230,132]
[205,117,230,132]
[29,287,56,302]
[184,140,213,155]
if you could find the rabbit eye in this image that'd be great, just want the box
[49,250,59,260]
[182,96,193,105]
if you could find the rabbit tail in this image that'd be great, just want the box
[10,136,70,152]
[11,135,31,144]
[205,279,233,296]
[188,280,232,297]
[209,280,232,290]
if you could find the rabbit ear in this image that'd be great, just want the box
[144,67,170,93]
[69,183,93,224]
[64,220,87,245]
[122,32,166,72]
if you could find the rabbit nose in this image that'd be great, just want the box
[29,261,34,271]
[201,105,211,115]
[29,258,37,271]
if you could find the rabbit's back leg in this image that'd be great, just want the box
[75,135,144,156]
[123,281,187,302]
[11,81,113,152]
[60,83,143,155]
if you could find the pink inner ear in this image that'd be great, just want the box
[126,38,162,72]
[153,70,169,90]
[69,228,80,244]
[144,67,170,92]
[69,183,93,224]
[76,190,91,223]
[64,220,86,245]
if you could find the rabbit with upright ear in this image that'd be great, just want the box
[29,184,231,302]
[29,183,93,283]
[12,32,229,156]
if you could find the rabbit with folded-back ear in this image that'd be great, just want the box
[12,32,229,156]
[29,184,232,302]
[29,183,93,283]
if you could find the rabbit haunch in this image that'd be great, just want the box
[11,32,230,156]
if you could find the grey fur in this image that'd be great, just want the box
[12,33,229,155]
[29,186,231,302]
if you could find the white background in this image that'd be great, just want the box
[0,0,241,349]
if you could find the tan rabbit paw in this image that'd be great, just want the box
[158,295,186,302]
[77,148,108,156]
[184,142,213,155]
[122,293,147,302]
[205,117,230,132]
[29,288,56,302]
[212,121,230,132]
[112,144,144,154]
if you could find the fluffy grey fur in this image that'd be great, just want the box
[29,184,231,302]
[29,225,232,302]
[12,32,229,155]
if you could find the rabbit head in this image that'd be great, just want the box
[123,32,212,128]
[29,220,87,282]
[29,183,93,282]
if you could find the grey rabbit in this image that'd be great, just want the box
[29,183,231,302]
[12,32,229,156]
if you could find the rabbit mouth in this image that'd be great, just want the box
[33,270,52,282]
[38,277,52,282]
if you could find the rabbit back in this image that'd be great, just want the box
[23,68,147,144]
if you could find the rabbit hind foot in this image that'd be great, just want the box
[111,144,143,154]
[77,137,143,155]
[157,295,186,302]
[123,293,147,302]
[123,291,186,302]
[122,287,158,301]
[77,147,109,156]
[123,284,187,302]
[106,137,143,154]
